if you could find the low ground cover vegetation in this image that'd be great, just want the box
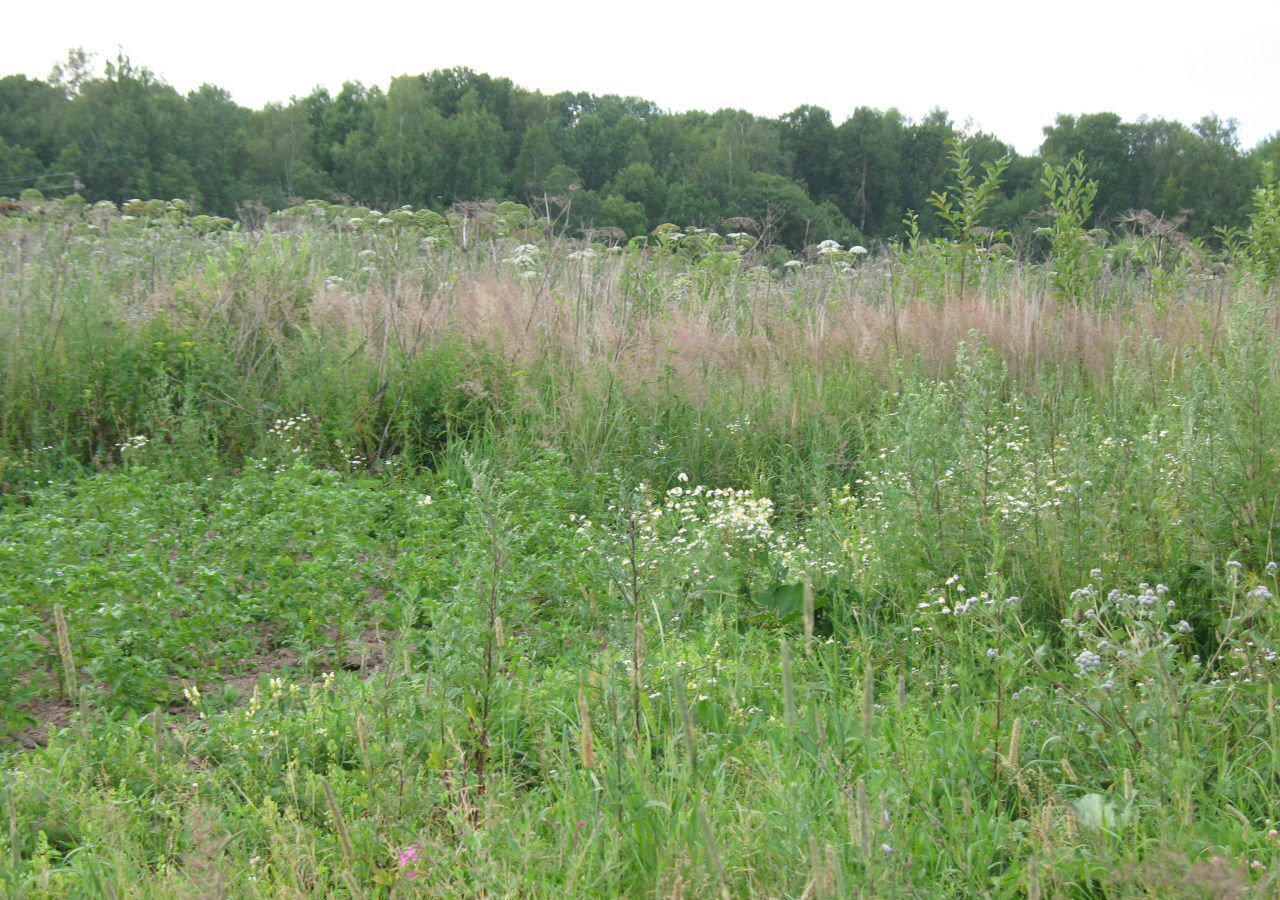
[2,185,1280,896]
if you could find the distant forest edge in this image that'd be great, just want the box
[2,50,1278,248]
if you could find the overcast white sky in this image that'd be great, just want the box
[6,1,1279,154]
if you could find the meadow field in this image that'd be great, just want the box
[2,192,1280,897]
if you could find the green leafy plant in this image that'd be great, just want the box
[927,138,1011,296]
[1040,152,1103,303]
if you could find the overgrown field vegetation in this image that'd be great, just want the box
[3,168,1280,897]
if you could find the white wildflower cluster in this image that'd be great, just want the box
[1075,650,1103,674]
[670,271,695,302]
[911,576,1016,639]
[267,413,311,437]
[217,674,325,758]
[1099,429,1187,527]
[812,239,869,274]
[117,434,150,453]
[1213,564,1280,685]
[1060,574,1198,695]
[567,247,597,261]
[854,405,1090,542]
[266,413,313,460]
[1248,585,1274,603]
[573,478,837,599]
[816,485,877,572]
[502,243,540,272]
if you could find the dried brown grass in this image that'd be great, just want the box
[61,255,1274,409]
[342,268,1232,403]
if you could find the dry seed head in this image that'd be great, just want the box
[827,843,845,898]
[356,713,369,760]
[855,781,873,859]
[1007,717,1022,771]
[697,803,728,892]
[321,777,356,863]
[7,779,18,872]
[862,657,875,739]
[803,581,815,655]
[53,605,77,699]
[674,677,698,772]
[633,617,645,689]
[810,835,835,899]
[577,689,596,770]
[781,639,797,727]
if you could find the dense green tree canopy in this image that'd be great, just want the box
[1,51,1274,247]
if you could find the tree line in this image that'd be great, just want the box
[2,50,1277,248]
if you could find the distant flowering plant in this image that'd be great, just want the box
[571,478,839,619]
[397,845,422,880]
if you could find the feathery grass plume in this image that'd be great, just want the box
[6,777,18,872]
[341,871,368,900]
[854,780,873,860]
[321,777,356,863]
[356,712,375,802]
[356,712,370,761]
[1123,768,1135,804]
[152,706,165,765]
[77,685,91,745]
[1225,803,1252,828]
[673,676,697,773]
[696,802,729,900]
[808,835,821,897]
[1061,757,1078,783]
[803,580,815,655]
[896,670,907,717]
[862,656,875,740]
[781,638,797,728]
[182,804,232,899]
[1270,683,1279,773]
[53,604,76,699]
[578,688,596,770]
[633,617,645,689]
[828,843,845,898]
[1006,717,1022,771]
[809,834,837,898]
[632,613,646,739]
[494,615,505,650]
[1028,853,1041,900]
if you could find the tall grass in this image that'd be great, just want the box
[2,197,1280,896]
